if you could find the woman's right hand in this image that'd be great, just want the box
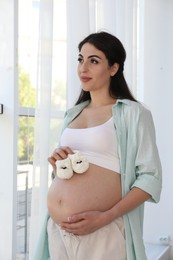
[48,146,74,176]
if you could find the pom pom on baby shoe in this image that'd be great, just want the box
[55,157,73,179]
[69,151,89,174]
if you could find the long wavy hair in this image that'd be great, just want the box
[75,31,137,105]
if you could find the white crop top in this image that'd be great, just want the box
[60,117,120,173]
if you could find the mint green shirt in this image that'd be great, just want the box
[33,99,162,260]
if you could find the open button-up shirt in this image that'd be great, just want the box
[33,99,162,260]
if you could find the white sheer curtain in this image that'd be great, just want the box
[29,0,53,257]
[29,0,138,258]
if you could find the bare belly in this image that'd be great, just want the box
[47,163,122,224]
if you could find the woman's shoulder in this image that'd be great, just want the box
[115,99,151,115]
[113,99,156,136]
[113,99,153,125]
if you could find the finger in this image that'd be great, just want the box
[48,157,56,165]
[61,146,74,155]
[61,218,85,229]
[54,146,74,160]
[61,222,91,236]
[61,223,84,233]
[67,214,85,223]
[53,150,66,160]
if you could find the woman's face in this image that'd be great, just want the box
[77,43,117,94]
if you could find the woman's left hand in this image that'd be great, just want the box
[60,210,109,235]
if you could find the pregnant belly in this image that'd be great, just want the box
[47,164,122,224]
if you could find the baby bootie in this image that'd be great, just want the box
[69,151,89,174]
[55,157,73,179]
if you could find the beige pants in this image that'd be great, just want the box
[47,217,126,260]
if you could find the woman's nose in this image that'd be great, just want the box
[79,61,89,72]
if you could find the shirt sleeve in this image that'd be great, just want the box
[131,108,162,203]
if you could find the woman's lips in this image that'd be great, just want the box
[80,76,92,83]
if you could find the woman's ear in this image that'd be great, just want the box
[110,63,119,76]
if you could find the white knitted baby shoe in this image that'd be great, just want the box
[69,151,89,174]
[55,157,73,179]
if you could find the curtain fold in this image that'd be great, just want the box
[29,0,53,258]
[66,0,90,108]
[29,0,138,258]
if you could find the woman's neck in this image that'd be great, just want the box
[88,97,116,108]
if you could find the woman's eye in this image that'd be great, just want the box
[78,57,83,63]
[90,58,99,64]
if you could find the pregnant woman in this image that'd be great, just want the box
[34,31,162,260]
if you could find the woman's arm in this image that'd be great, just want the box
[60,187,151,235]
[106,187,151,221]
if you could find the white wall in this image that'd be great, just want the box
[0,1,18,259]
[140,0,173,254]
